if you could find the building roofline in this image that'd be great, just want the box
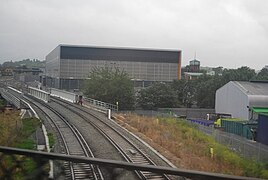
[231,81,268,96]
[216,81,245,95]
[45,45,61,59]
[58,44,181,53]
[232,81,249,96]
[249,80,268,83]
[190,59,200,62]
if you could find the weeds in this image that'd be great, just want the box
[47,132,55,149]
[0,111,21,146]
[0,112,41,179]
[115,113,268,178]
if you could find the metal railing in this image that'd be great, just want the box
[83,97,118,111]
[123,108,214,119]
[0,88,21,109]
[0,146,261,180]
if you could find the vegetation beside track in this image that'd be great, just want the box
[47,132,55,149]
[0,111,41,178]
[0,99,6,112]
[114,113,268,179]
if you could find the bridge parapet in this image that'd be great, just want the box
[28,86,50,103]
[50,88,77,103]
[0,88,22,109]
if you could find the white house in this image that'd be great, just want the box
[215,81,268,120]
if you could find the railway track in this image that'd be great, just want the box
[27,97,104,180]
[52,97,171,180]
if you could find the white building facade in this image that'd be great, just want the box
[215,81,268,120]
[45,45,182,90]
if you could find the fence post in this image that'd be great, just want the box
[116,102,119,111]
[242,139,245,158]
[107,109,111,119]
[258,143,260,161]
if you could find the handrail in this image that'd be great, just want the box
[83,97,118,111]
[0,146,260,180]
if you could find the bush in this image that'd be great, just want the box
[0,114,42,179]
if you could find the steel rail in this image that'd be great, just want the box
[52,98,170,180]
[27,96,103,180]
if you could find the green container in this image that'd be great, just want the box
[242,121,258,140]
[214,118,240,127]
[221,120,258,140]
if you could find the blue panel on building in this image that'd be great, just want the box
[187,118,215,126]
[257,114,268,145]
[60,45,180,63]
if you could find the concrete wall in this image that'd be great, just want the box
[50,88,77,103]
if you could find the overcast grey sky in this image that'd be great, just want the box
[0,0,267,69]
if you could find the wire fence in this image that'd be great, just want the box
[124,108,214,119]
[121,109,268,162]
[196,124,268,162]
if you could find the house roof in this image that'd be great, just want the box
[233,81,268,96]
[190,59,200,63]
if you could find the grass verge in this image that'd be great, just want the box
[114,113,268,179]
[47,132,55,149]
[0,111,41,178]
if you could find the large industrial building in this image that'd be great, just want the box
[45,45,182,90]
[215,81,268,120]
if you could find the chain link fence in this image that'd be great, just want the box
[197,125,268,162]
[123,108,214,119]
[121,109,268,162]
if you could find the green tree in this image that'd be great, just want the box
[171,79,186,106]
[181,80,197,108]
[1,59,45,68]
[82,67,134,110]
[195,75,224,108]
[194,66,256,108]
[171,66,256,109]
[222,66,256,83]
[172,79,198,108]
[254,68,268,80]
[137,83,178,110]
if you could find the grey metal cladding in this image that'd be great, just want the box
[60,46,180,63]
[235,81,268,95]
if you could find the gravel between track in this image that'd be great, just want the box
[49,101,139,180]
